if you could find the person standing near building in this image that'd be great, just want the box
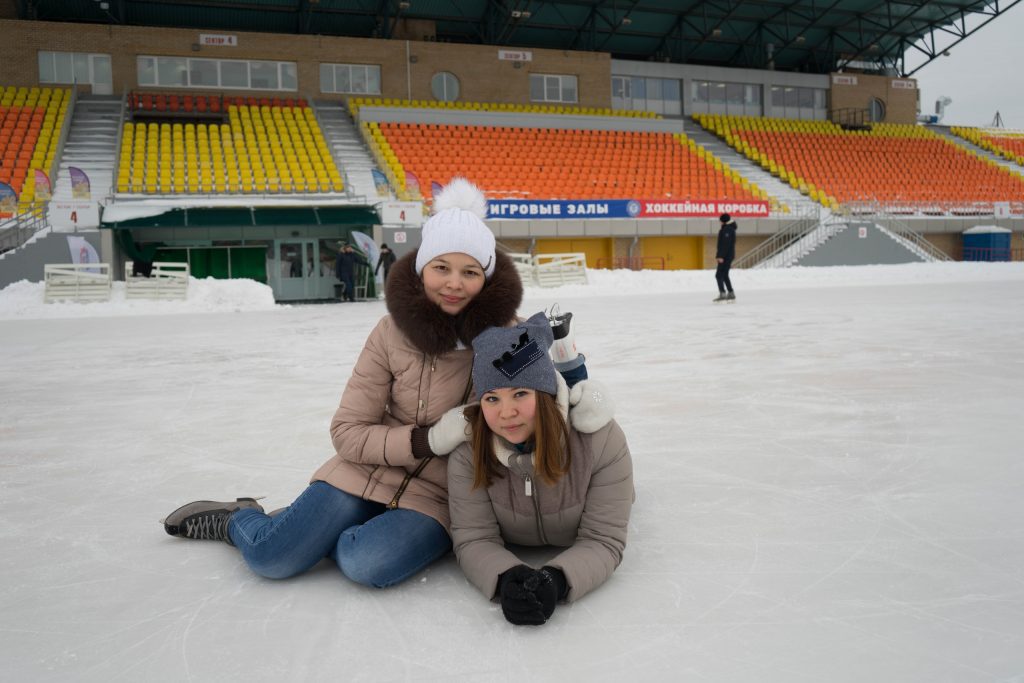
[335,243,369,302]
[376,243,397,284]
[714,213,737,303]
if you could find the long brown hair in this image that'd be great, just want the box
[466,391,571,490]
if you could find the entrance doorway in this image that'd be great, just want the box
[273,239,318,301]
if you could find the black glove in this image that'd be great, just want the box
[497,565,545,626]
[534,567,568,620]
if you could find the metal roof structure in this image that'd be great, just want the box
[16,0,1022,76]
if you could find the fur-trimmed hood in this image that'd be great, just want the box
[385,249,523,356]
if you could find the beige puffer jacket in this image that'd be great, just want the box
[310,250,522,531]
[448,419,634,602]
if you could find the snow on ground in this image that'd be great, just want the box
[1,263,1022,681]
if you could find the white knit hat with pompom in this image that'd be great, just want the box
[415,177,496,278]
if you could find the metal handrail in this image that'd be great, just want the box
[733,202,822,268]
[0,205,51,254]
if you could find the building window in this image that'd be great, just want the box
[136,56,298,91]
[869,97,886,122]
[769,85,827,120]
[530,74,577,103]
[431,72,460,101]
[321,63,381,95]
[692,80,762,116]
[612,75,681,115]
[39,51,111,86]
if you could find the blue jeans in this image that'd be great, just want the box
[228,481,451,587]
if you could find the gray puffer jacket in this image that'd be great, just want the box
[448,419,633,602]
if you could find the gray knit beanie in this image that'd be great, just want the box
[471,311,557,399]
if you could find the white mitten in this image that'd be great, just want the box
[568,379,615,433]
[427,405,472,455]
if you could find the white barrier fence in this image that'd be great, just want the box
[506,252,589,287]
[44,263,112,303]
[124,261,189,300]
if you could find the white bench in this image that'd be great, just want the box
[44,263,112,303]
[124,261,189,300]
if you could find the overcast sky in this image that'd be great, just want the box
[912,3,1024,128]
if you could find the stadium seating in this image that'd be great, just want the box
[365,121,767,203]
[0,86,68,217]
[348,96,657,120]
[695,114,1024,213]
[951,126,1024,166]
[116,100,342,195]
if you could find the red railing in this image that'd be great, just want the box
[593,256,666,270]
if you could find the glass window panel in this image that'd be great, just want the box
[38,52,55,83]
[221,60,247,88]
[631,77,645,100]
[646,78,661,100]
[611,76,625,99]
[190,59,218,87]
[280,63,297,90]
[745,84,761,105]
[431,72,459,101]
[158,57,188,86]
[546,77,560,100]
[320,63,334,92]
[250,61,278,90]
[694,81,709,103]
[54,52,74,84]
[798,87,814,108]
[726,82,744,104]
[663,78,680,101]
[73,53,90,84]
[530,74,544,101]
[137,56,156,86]
[351,66,367,93]
[664,96,681,116]
[814,88,827,109]
[561,76,577,102]
[784,86,799,108]
[366,66,381,94]
[711,82,727,104]
[337,66,351,93]
[93,55,112,86]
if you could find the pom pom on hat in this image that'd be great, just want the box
[415,178,496,278]
[471,312,558,399]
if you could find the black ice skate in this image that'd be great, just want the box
[726,292,736,303]
[162,497,264,544]
[713,293,728,303]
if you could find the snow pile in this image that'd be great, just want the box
[0,276,279,320]
[527,261,1024,298]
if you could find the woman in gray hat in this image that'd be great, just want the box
[447,312,635,625]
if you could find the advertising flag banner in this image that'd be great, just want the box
[371,169,390,197]
[67,235,101,273]
[34,170,52,202]
[404,171,420,198]
[349,231,382,288]
[430,181,443,199]
[69,167,91,199]
[0,182,17,214]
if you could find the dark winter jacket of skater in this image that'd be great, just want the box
[447,316,634,603]
[313,249,522,530]
[716,219,737,261]
[335,248,369,280]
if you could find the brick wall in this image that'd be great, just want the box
[829,72,919,125]
[0,19,610,107]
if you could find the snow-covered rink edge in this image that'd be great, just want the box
[1,262,1022,682]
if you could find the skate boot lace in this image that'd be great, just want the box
[184,512,228,540]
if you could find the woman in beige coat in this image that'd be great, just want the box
[162,179,525,587]
[448,312,634,624]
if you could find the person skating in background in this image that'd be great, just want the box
[714,213,737,303]
[335,243,369,302]
[375,243,397,284]
[447,312,633,626]
[161,178,611,591]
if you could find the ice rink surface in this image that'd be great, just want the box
[1,264,1022,682]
